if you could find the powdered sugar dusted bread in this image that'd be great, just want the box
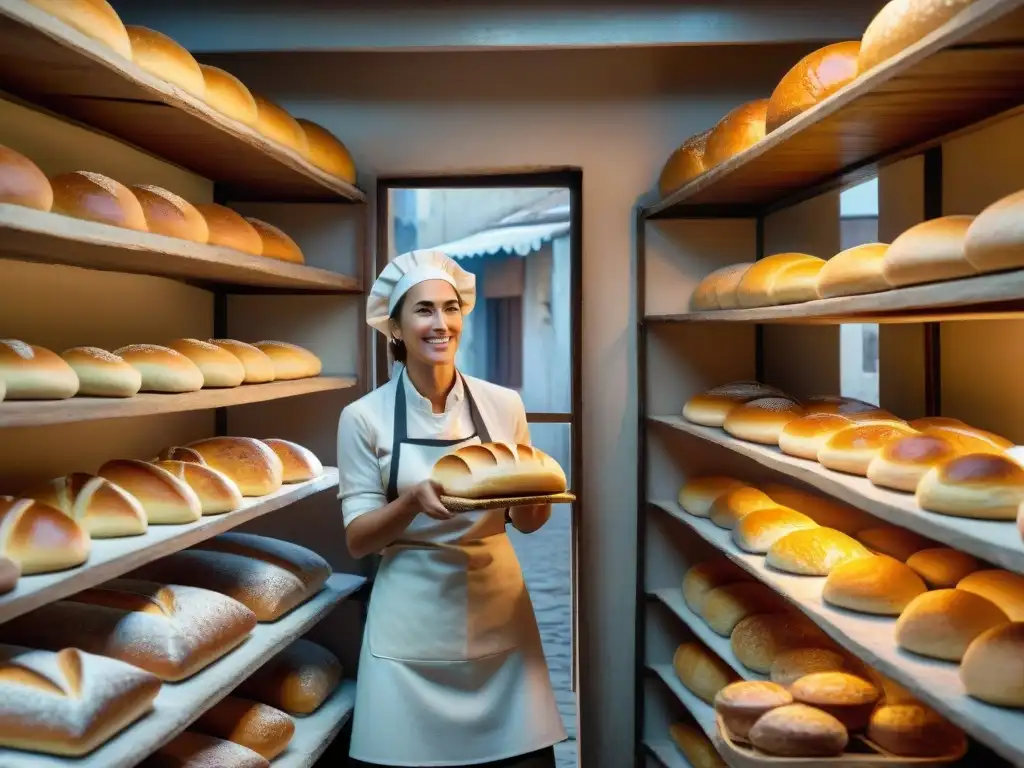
[261,438,324,483]
[235,638,342,715]
[0,496,90,574]
[208,339,275,384]
[191,696,294,760]
[195,532,331,600]
[432,442,567,499]
[683,381,789,427]
[140,731,270,768]
[61,346,141,397]
[98,459,202,524]
[186,437,284,497]
[251,341,322,380]
[22,473,148,538]
[155,461,243,516]
[0,340,79,400]
[723,397,805,444]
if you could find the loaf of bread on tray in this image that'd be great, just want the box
[234,637,342,715]
[0,496,91,574]
[23,472,148,537]
[200,64,259,127]
[298,118,358,184]
[0,643,161,756]
[185,436,284,497]
[125,25,205,98]
[0,144,53,211]
[431,442,567,499]
[0,339,79,400]
[61,346,142,397]
[140,731,270,768]
[208,339,276,384]
[658,129,711,199]
[98,458,203,524]
[25,0,133,60]
[191,696,295,760]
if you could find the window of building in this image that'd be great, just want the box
[486,295,524,388]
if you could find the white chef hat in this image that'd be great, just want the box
[366,248,476,335]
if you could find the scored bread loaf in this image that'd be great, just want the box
[98,459,202,524]
[714,681,793,741]
[709,486,776,530]
[155,460,243,516]
[167,338,246,388]
[22,473,148,538]
[667,722,726,768]
[130,184,209,243]
[817,422,919,476]
[140,731,270,768]
[297,119,358,184]
[200,64,259,127]
[960,622,1024,707]
[822,554,927,615]
[732,506,819,554]
[723,397,805,444]
[50,171,147,231]
[0,557,18,595]
[766,527,873,576]
[658,129,711,199]
[749,703,849,757]
[859,0,977,73]
[0,144,53,211]
[703,100,769,169]
[956,570,1024,621]
[881,215,977,287]
[125,26,205,98]
[235,638,342,715]
[767,257,828,305]
[677,476,749,517]
[730,613,825,674]
[0,644,160,756]
[895,589,1009,661]
[25,0,133,59]
[735,253,823,309]
[0,340,80,400]
[699,582,788,636]
[682,559,751,614]
[867,702,967,758]
[0,496,90,574]
[916,453,1024,520]
[190,696,295,760]
[431,442,567,499]
[856,525,934,562]
[186,437,285,497]
[208,339,276,384]
[789,672,880,732]
[964,188,1024,274]
[60,347,142,398]
[194,203,263,255]
[766,41,861,133]
[252,94,309,158]
[246,217,305,264]
[251,340,322,380]
[689,263,752,311]
[672,641,739,704]
[816,243,892,298]
[906,547,980,589]
[261,438,324,483]
[114,344,204,393]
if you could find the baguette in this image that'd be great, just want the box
[0,496,91,575]
[22,473,148,538]
[234,638,343,715]
[431,442,567,499]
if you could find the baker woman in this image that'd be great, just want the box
[337,249,567,767]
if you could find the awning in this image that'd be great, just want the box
[433,220,570,259]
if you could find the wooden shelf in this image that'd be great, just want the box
[274,680,356,768]
[650,416,1024,575]
[644,740,691,768]
[645,0,1024,217]
[646,268,1024,324]
[649,663,718,740]
[0,377,356,429]
[0,2,365,203]
[0,469,338,624]
[651,499,1024,765]
[0,573,365,768]
[0,206,362,292]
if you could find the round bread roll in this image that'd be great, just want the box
[730,613,825,674]
[0,144,53,211]
[823,554,927,615]
[677,476,749,518]
[778,413,855,460]
[252,94,309,157]
[166,339,246,388]
[910,416,965,430]
[767,257,828,305]
[866,433,966,492]
[125,26,205,98]
[200,64,258,126]
[817,422,919,476]
[801,395,879,416]
[0,497,91,574]
[251,341,322,380]
[723,397,806,444]
[155,460,244,516]
[699,582,788,637]
[749,703,848,757]
[905,547,980,589]
[97,458,202,524]
[703,99,769,169]
[672,641,739,703]
[957,570,1024,622]
[682,381,786,427]
[26,0,132,59]
[194,203,263,255]
[710,486,776,529]
[868,702,967,758]
[715,264,755,310]
[60,346,141,398]
[960,622,1024,707]
[766,527,873,576]
[964,188,1024,274]
[917,453,1024,520]
[129,184,209,243]
[667,723,725,768]
[191,696,295,761]
[682,559,750,614]
[882,215,977,287]
[658,129,711,198]
[732,506,819,554]
[714,680,793,740]
[245,217,304,264]
[761,484,873,535]
[50,171,147,231]
[925,424,1013,453]
[859,0,977,73]
[856,526,934,562]
[689,262,753,311]
[766,41,861,133]
[770,647,848,688]
[114,344,204,393]
[262,438,323,483]
[186,436,284,497]
[736,253,823,309]
[21,472,148,539]
[816,242,891,298]
[155,446,206,465]
[789,672,880,732]
[1,340,80,400]
[208,339,276,384]
[896,589,1009,661]
[296,118,357,184]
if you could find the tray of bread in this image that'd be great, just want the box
[431,442,575,512]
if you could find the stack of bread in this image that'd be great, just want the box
[20,3,357,185]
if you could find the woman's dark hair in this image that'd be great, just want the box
[388,294,408,363]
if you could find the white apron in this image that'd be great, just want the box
[349,371,567,766]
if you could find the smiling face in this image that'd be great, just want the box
[390,279,463,368]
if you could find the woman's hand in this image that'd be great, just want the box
[410,479,454,521]
[508,503,552,534]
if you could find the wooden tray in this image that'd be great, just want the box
[440,492,576,512]
[714,715,966,768]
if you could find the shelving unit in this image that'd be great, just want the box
[274,680,358,768]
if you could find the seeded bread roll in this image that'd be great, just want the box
[191,696,295,761]
[766,527,873,576]
[672,641,739,704]
[770,648,848,688]
[699,582,788,637]
[60,347,141,398]
[723,397,806,444]
[658,129,712,198]
[167,338,246,388]
[882,215,977,287]
[0,144,53,211]
[766,41,861,132]
[732,506,819,554]
[155,461,243,516]
[703,99,769,169]
[186,437,284,497]
[867,702,967,758]
[667,722,726,768]
[677,476,749,518]
[129,184,209,243]
[917,453,1024,520]
[235,638,342,715]
[714,680,793,740]
[252,94,309,158]
[957,570,1024,621]
[431,442,567,499]
[261,438,324,483]
[22,473,148,538]
[208,339,276,384]
[0,340,80,400]
[683,381,789,427]
[730,613,826,674]
[25,0,133,59]
[816,242,892,298]
[114,344,204,393]
[98,459,202,524]
[768,257,828,305]
[906,548,980,589]
[246,217,305,264]
[823,554,927,615]
[761,484,874,535]
[200,64,258,126]
[859,0,978,73]
[140,731,270,768]
[855,526,934,562]
[50,171,147,231]
[125,26,205,98]
[709,487,776,529]
[818,422,919,476]
[682,559,751,614]
[789,672,880,732]
[689,262,753,311]
[194,203,263,255]
[895,589,1009,661]
[749,703,848,757]
[736,253,824,309]
[252,340,322,380]
[296,118,358,184]
[960,622,1024,707]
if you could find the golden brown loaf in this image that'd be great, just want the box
[715,267,755,310]
[252,340,322,380]
[0,144,53,211]
[761,484,873,535]
[194,203,263,255]
[252,94,309,157]
[959,622,1024,707]
[0,497,90,575]
[766,527,873,576]
[822,554,927,615]
[186,437,285,497]
[50,170,147,231]
[658,129,711,198]
[190,696,295,760]
[881,215,977,287]
[246,217,305,264]
[22,473,148,538]
[236,638,342,715]
[714,680,793,740]
[896,589,1009,661]
[0,557,18,595]
[26,0,133,59]
[817,422,919,476]
[816,242,892,298]
[155,461,243,516]
[866,433,966,492]
[167,338,247,388]
[732,506,819,554]
[677,476,749,518]
[97,459,202,524]
[916,453,1024,520]
[730,612,825,674]
[667,722,725,768]
[140,731,270,768]
[261,438,324,483]
[125,26,205,98]
[910,416,965,430]
[723,397,805,444]
[770,648,848,688]
[200,64,259,126]
[699,582,788,636]
[703,99,769,169]
[129,184,209,243]
[431,442,567,499]
[867,702,967,758]
[789,672,880,732]
[905,547,980,589]
[735,253,823,309]
[195,532,331,593]
[964,188,1024,274]
[208,339,276,384]
[957,570,1024,621]
[766,41,861,133]
[682,558,750,614]
[0,340,79,400]
[60,346,141,398]
[925,424,1013,453]
[859,0,977,73]
[855,525,934,562]
[671,641,739,703]
[297,118,358,184]
[689,263,752,311]
[767,257,827,305]
[748,703,848,757]
[0,644,160,756]
[114,343,204,393]
[778,413,855,460]
[709,486,776,529]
